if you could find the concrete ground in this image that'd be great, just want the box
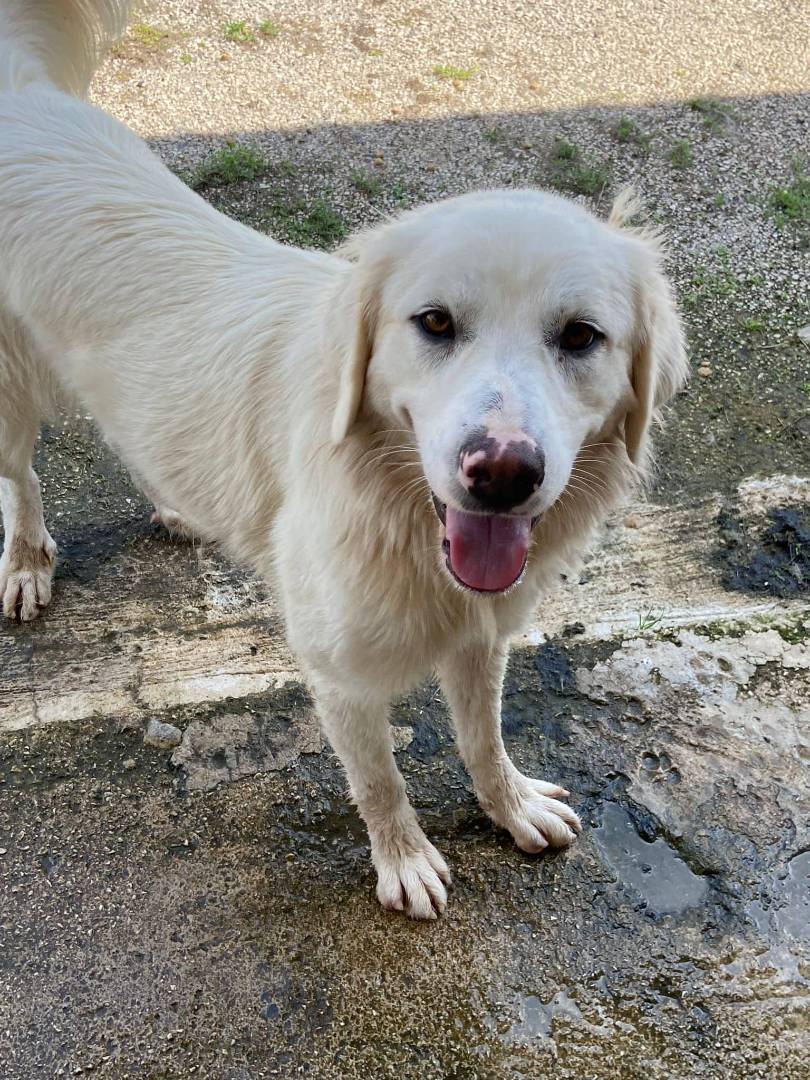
[1,1,810,1076]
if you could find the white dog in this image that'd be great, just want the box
[0,1,687,917]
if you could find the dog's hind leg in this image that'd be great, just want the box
[309,677,452,919]
[0,320,57,622]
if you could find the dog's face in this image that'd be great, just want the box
[332,190,686,594]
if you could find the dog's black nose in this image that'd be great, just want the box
[458,435,545,511]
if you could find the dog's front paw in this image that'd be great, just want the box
[0,533,57,621]
[478,766,581,854]
[371,817,452,920]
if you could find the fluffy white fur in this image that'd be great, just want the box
[0,1,688,917]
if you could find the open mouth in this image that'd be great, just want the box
[431,494,536,594]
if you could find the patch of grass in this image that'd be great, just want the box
[432,63,477,82]
[683,254,739,310]
[179,53,193,64]
[130,23,168,50]
[264,197,347,249]
[224,20,256,43]
[549,139,611,196]
[613,116,651,153]
[668,139,693,169]
[741,317,765,333]
[688,96,735,131]
[190,142,266,188]
[352,171,382,197]
[552,138,577,162]
[614,116,636,142]
[767,160,810,227]
[483,125,501,144]
[259,19,281,38]
[714,192,725,208]
[391,180,416,206]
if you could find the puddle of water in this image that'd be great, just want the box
[508,990,582,1040]
[592,802,708,915]
[749,850,810,942]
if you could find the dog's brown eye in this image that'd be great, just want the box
[559,321,599,352]
[418,309,455,340]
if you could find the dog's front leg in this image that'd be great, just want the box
[311,680,451,919]
[438,642,581,853]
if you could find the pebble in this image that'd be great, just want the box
[697,365,712,376]
[624,513,642,528]
[123,759,136,770]
[144,719,183,750]
[798,325,810,343]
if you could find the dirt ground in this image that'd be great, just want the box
[1,2,809,1077]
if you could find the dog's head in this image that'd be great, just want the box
[330,188,687,594]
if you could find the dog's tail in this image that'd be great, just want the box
[0,0,131,96]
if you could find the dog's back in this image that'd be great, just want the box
[0,1,128,96]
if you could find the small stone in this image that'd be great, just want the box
[0,848,7,855]
[425,162,436,172]
[144,719,183,750]
[624,513,642,529]
[697,364,712,376]
[123,759,136,770]
[798,325,810,343]
[527,79,542,91]
[391,725,414,751]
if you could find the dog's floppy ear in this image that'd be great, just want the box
[612,197,688,467]
[330,250,383,445]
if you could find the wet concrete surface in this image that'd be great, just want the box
[1,478,809,1075]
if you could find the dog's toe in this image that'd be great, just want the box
[372,825,451,920]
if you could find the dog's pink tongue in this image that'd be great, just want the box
[445,507,532,592]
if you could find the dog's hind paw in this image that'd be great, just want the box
[150,506,192,537]
[0,533,57,622]
[372,818,452,920]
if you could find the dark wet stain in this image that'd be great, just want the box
[592,802,709,916]
[54,516,154,585]
[716,503,810,597]
[533,642,577,695]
